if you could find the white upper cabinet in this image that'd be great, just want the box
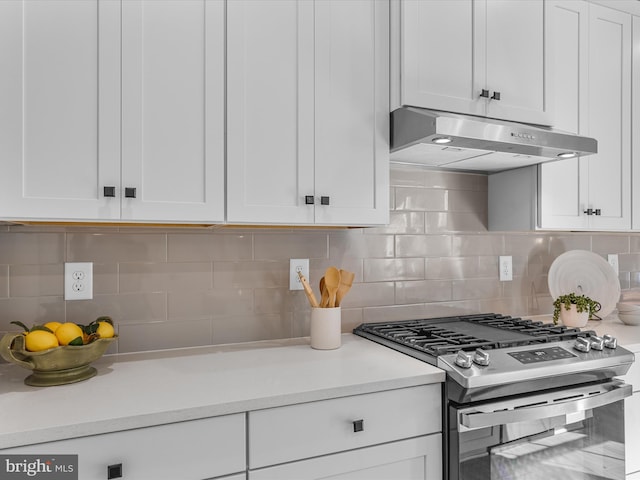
[538,0,589,230]
[227,0,389,226]
[120,0,224,222]
[395,0,551,126]
[540,1,631,230]
[631,15,640,230]
[0,0,224,223]
[0,0,120,220]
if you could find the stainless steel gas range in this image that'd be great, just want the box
[354,313,635,480]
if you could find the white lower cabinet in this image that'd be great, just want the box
[248,385,442,479]
[248,435,441,480]
[0,384,444,480]
[0,414,246,480]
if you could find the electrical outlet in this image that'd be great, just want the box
[499,256,513,282]
[289,259,309,291]
[608,254,619,275]
[65,262,93,300]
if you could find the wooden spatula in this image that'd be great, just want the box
[335,269,355,307]
[324,267,341,308]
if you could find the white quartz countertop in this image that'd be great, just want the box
[0,334,444,450]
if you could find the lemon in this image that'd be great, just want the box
[55,323,84,346]
[25,330,59,352]
[43,321,62,333]
[96,321,115,339]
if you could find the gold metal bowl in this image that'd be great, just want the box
[0,333,117,387]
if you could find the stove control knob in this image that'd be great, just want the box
[573,337,591,353]
[473,349,490,366]
[455,350,473,369]
[590,336,604,351]
[603,334,618,349]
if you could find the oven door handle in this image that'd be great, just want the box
[459,380,632,430]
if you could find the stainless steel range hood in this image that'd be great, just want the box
[390,107,598,173]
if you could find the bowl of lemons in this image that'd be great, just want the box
[0,317,117,387]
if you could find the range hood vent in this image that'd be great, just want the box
[390,107,598,173]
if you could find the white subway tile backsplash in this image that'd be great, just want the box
[0,232,65,264]
[395,187,447,211]
[396,235,451,258]
[452,234,503,256]
[364,258,425,282]
[9,264,63,297]
[168,233,252,262]
[2,166,640,355]
[395,280,452,304]
[0,265,8,298]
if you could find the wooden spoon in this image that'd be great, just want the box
[323,267,341,308]
[335,269,355,307]
[319,277,329,308]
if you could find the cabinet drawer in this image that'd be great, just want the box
[249,434,442,480]
[1,414,245,480]
[249,384,441,468]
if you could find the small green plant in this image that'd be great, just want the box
[552,293,601,324]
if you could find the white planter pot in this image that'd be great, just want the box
[559,304,589,327]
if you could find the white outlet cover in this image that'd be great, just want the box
[289,259,309,291]
[65,262,93,300]
[499,256,513,282]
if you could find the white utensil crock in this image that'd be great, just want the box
[310,307,341,350]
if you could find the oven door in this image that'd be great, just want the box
[449,379,632,480]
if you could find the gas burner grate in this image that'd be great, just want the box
[353,313,595,357]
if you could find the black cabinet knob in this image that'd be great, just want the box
[305,195,315,205]
[320,196,330,206]
[491,91,501,101]
[480,89,490,98]
[103,186,116,198]
[125,187,137,198]
[107,463,123,479]
[584,208,602,216]
[353,419,364,432]
[595,209,602,216]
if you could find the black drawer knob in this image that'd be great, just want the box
[480,89,490,98]
[305,195,315,205]
[491,91,501,101]
[103,186,116,198]
[125,187,137,198]
[320,196,330,206]
[353,419,364,432]
[107,463,122,479]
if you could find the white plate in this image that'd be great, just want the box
[548,250,620,318]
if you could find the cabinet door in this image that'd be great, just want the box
[249,435,441,480]
[313,0,389,226]
[399,0,485,116]
[485,0,551,125]
[0,0,120,221]
[632,16,640,230]
[539,0,589,230]
[1,415,246,480]
[227,0,315,224]
[121,0,224,222]
[587,4,631,230]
